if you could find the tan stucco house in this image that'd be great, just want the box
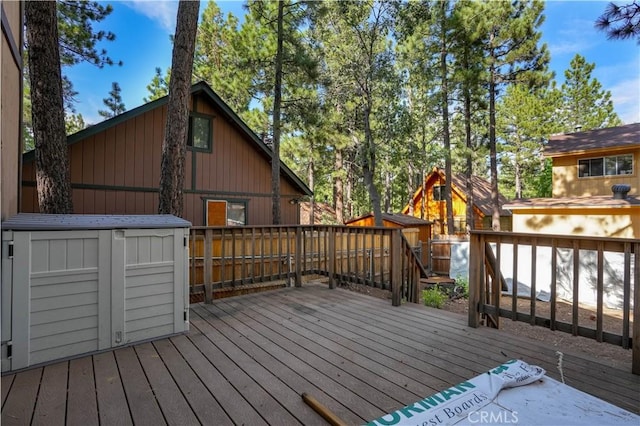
[505,123,640,238]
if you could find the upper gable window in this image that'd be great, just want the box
[578,154,633,178]
[188,113,212,151]
[433,185,445,201]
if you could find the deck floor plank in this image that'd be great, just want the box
[1,374,15,408]
[185,317,306,426]
[1,367,41,426]
[114,346,167,426]
[215,297,425,405]
[134,342,200,426]
[151,338,233,425]
[189,307,313,425]
[202,301,393,419]
[2,284,639,425]
[298,287,640,412]
[339,290,640,397]
[203,300,386,423]
[93,351,133,426]
[249,289,473,388]
[32,362,68,426]
[66,356,98,426]
[169,334,269,426]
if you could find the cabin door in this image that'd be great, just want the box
[206,200,227,226]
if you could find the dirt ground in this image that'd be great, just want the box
[442,295,633,365]
[338,282,633,366]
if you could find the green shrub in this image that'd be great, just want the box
[454,275,469,299]
[423,286,447,309]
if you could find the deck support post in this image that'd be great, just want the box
[328,227,336,289]
[632,243,640,375]
[391,230,402,306]
[204,229,213,304]
[468,232,482,327]
[295,227,302,287]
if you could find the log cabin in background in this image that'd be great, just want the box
[21,81,312,225]
[402,167,512,236]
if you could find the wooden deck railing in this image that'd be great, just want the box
[468,230,640,374]
[189,225,426,306]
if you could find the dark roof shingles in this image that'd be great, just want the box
[544,123,640,156]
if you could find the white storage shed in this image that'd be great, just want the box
[1,214,191,372]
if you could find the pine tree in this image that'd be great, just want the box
[560,54,622,132]
[25,0,73,213]
[469,0,550,230]
[595,1,640,43]
[98,82,126,119]
[158,0,200,216]
[65,113,86,135]
[497,84,560,198]
[24,1,120,141]
[144,67,171,103]
[193,1,253,113]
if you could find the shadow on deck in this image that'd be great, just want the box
[2,283,639,425]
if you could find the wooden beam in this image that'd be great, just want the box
[203,229,213,304]
[468,232,482,328]
[391,230,402,306]
[632,243,640,375]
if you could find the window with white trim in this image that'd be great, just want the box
[578,154,633,178]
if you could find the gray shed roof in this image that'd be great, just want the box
[1,214,191,231]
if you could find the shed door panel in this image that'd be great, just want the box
[122,229,186,344]
[13,231,107,369]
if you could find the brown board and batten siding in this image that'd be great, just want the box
[21,82,311,225]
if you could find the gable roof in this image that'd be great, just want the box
[544,123,640,157]
[345,212,433,226]
[403,168,511,216]
[23,81,312,196]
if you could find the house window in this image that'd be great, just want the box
[433,185,445,201]
[578,154,633,177]
[188,114,212,151]
[205,199,247,226]
[226,202,246,226]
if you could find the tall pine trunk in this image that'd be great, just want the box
[464,83,474,232]
[158,0,199,216]
[363,104,383,227]
[440,1,453,235]
[489,57,501,231]
[308,144,315,226]
[271,0,285,225]
[334,148,344,224]
[462,47,474,232]
[26,0,73,214]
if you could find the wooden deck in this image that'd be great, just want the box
[2,283,639,425]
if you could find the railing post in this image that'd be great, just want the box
[468,232,481,327]
[328,227,336,289]
[295,227,302,287]
[632,243,640,375]
[204,229,213,304]
[391,230,402,306]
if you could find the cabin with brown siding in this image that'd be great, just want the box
[401,168,511,235]
[21,82,311,225]
[1,1,23,221]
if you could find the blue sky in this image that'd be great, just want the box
[66,0,639,126]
